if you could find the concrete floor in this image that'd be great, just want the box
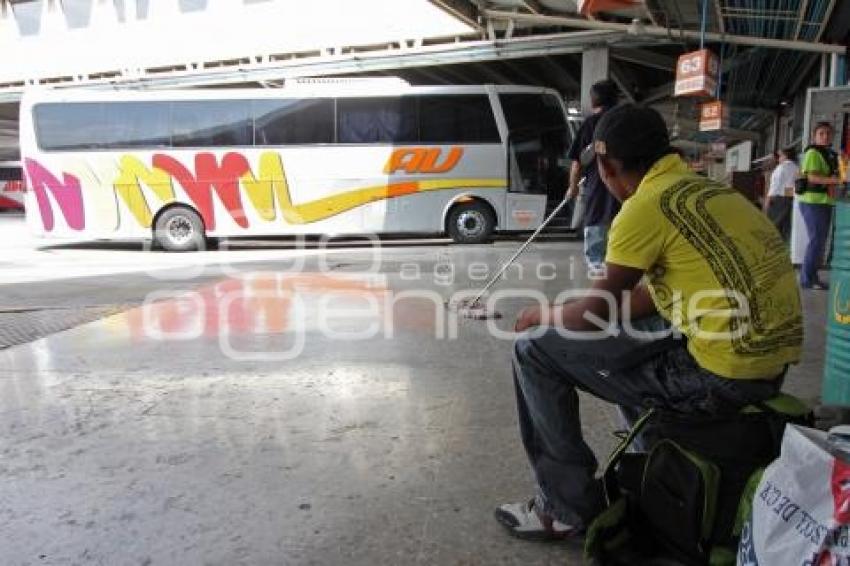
[0,214,830,565]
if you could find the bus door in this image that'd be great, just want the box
[498,93,571,231]
[504,130,547,230]
[504,125,570,230]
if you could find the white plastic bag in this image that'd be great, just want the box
[738,424,850,565]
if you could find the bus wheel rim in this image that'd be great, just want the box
[166,215,194,245]
[457,210,485,238]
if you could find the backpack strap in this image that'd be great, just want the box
[741,392,813,422]
[813,145,839,176]
[801,145,839,194]
[585,409,658,565]
[602,408,655,504]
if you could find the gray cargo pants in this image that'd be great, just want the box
[512,325,782,528]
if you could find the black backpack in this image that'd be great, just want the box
[794,145,839,195]
[584,394,813,566]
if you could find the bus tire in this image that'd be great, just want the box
[153,206,206,252]
[446,201,495,244]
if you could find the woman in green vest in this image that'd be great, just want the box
[798,122,843,289]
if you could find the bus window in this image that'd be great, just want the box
[419,95,499,144]
[35,101,171,150]
[253,99,334,145]
[499,93,569,197]
[499,93,566,135]
[336,97,417,144]
[171,100,252,147]
[102,102,170,149]
[34,103,105,150]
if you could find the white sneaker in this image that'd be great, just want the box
[494,498,579,541]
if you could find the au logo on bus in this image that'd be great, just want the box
[383,147,464,175]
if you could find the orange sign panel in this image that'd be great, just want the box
[699,101,726,131]
[675,49,719,98]
[577,0,640,16]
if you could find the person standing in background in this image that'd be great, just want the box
[765,147,798,242]
[567,80,621,275]
[799,122,843,290]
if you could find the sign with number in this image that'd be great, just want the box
[699,100,725,131]
[675,49,719,98]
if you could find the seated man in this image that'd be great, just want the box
[494,104,803,540]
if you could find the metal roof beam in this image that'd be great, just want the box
[610,62,637,103]
[611,47,676,72]
[500,59,544,86]
[0,29,623,102]
[483,9,847,54]
[533,57,579,92]
[672,119,761,142]
[714,0,725,34]
[428,0,483,32]
[815,0,838,42]
[405,67,455,85]
[787,53,820,96]
[426,64,476,84]
[473,63,514,84]
[794,0,811,40]
[643,81,674,104]
[642,2,661,27]
[523,1,544,14]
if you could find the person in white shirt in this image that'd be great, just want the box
[764,147,799,241]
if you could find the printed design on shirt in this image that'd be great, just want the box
[647,276,684,326]
[659,179,803,355]
[645,266,681,322]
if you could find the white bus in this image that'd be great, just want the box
[20,82,573,250]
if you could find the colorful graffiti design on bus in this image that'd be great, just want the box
[25,147,504,232]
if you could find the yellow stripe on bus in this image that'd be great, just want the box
[242,153,505,224]
[113,151,506,227]
[418,178,506,191]
[114,156,176,227]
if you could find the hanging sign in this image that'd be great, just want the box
[699,100,726,131]
[710,141,727,154]
[708,141,727,160]
[675,49,719,98]
[577,0,640,16]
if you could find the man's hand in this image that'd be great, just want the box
[567,160,582,200]
[515,306,543,332]
[512,263,649,334]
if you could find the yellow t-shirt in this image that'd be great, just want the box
[606,154,803,379]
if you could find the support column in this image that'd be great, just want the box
[581,46,609,116]
[0,0,15,40]
[820,53,829,87]
[773,111,781,153]
[830,52,840,87]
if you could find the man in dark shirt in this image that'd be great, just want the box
[567,80,621,273]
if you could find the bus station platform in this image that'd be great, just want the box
[0,215,830,565]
